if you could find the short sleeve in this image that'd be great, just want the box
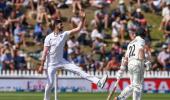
[64,31,71,36]
[44,36,50,47]
[140,39,145,47]
[137,39,145,49]
[59,31,71,42]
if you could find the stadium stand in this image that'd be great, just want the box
[0,0,169,72]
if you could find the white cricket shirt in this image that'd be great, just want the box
[126,36,145,61]
[44,31,70,67]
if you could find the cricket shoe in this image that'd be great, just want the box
[114,97,118,100]
[97,74,108,88]
[114,97,119,100]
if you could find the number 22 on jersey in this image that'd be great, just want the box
[129,44,135,58]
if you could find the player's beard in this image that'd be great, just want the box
[58,26,63,32]
[59,28,63,32]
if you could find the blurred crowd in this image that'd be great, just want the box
[0,0,169,71]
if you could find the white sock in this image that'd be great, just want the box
[90,76,100,84]
[76,69,100,84]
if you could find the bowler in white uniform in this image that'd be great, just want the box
[38,11,107,100]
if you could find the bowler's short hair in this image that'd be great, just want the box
[54,19,62,25]
[52,19,62,30]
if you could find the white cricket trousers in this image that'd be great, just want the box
[118,59,145,100]
[44,60,100,100]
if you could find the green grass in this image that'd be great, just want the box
[0,92,170,100]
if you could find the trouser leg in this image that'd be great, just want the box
[118,61,144,100]
[44,67,56,100]
[132,64,144,100]
[63,63,100,84]
[117,72,133,100]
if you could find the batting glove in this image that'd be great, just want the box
[116,70,124,80]
[145,61,152,71]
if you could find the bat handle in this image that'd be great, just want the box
[114,79,120,87]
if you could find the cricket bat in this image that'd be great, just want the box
[106,79,120,100]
